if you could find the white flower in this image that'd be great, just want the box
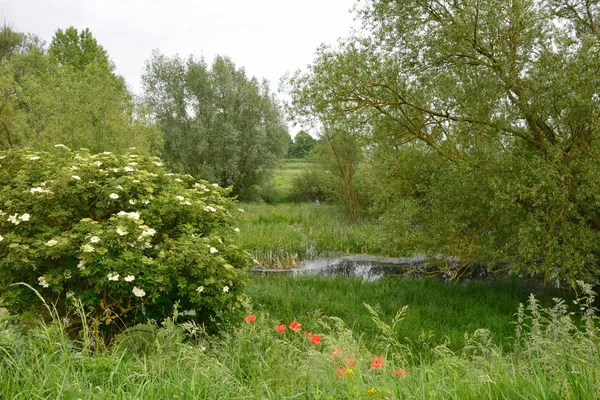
[201,346,206,351]
[70,166,79,171]
[103,151,112,155]
[109,193,119,199]
[165,173,173,176]
[64,269,71,279]
[209,247,218,254]
[20,213,30,222]
[107,272,120,281]
[223,286,230,293]
[38,276,49,288]
[45,239,58,247]
[129,199,137,205]
[116,185,123,190]
[54,144,67,148]
[66,291,75,298]
[94,161,103,167]
[124,275,135,282]
[77,260,86,270]
[124,166,134,172]
[174,178,183,182]
[72,175,81,180]
[29,156,40,161]
[113,168,119,173]
[40,181,46,186]
[233,228,240,233]
[129,154,138,158]
[212,183,219,187]
[237,208,244,213]
[142,199,150,205]
[176,196,185,201]
[153,161,163,167]
[7,214,19,225]
[138,227,156,241]
[0,234,4,242]
[82,244,95,253]
[182,309,197,316]
[132,286,146,297]
[204,206,216,212]
[128,162,138,166]
[30,187,46,193]
[184,201,191,206]
[116,226,128,236]
[196,286,204,293]
[90,236,101,243]
[117,211,139,220]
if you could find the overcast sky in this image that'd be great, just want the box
[1,0,357,122]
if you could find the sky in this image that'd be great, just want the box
[1,0,358,133]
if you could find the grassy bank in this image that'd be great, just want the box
[237,203,406,268]
[0,279,597,399]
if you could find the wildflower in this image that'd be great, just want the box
[132,286,146,297]
[289,321,302,332]
[335,367,346,379]
[54,144,67,148]
[90,236,101,243]
[82,244,95,252]
[138,227,156,240]
[124,275,135,282]
[77,260,85,270]
[330,347,343,362]
[223,286,230,293]
[45,239,58,247]
[370,356,384,369]
[128,162,138,166]
[245,315,256,324]
[0,234,3,242]
[176,195,185,201]
[346,358,357,367]
[29,156,40,161]
[367,388,377,395]
[107,272,120,281]
[129,199,137,205]
[116,226,128,236]
[8,214,20,225]
[94,161,103,167]
[310,334,321,345]
[124,166,134,172]
[174,178,182,182]
[38,276,49,288]
[209,247,218,254]
[66,291,75,298]
[275,324,286,334]
[395,368,406,377]
[233,227,240,233]
[204,205,216,212]
[182,309,197,316]
[109,193,119,199]
[153,161,163,167]
[30,187,46,193]
[20,213,30,222]
[184,201,191,205]
[196,286,204,293]
[70,166,79,171]
[345,368,354,376]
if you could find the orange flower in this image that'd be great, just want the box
[335,367,346,379]
[330,347,343,362]
[370,355,384,369]
[310,334,321,345]
[289,321,302,332]
[395,368,406,377]
[346,358,357,367]
[275,324,286,334]
[304,331,313,337]
[245,315,256,324]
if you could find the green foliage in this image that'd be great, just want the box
[142,51,290,200]
[0,281,598,398]
[287,130,317,158]
[289,168,337,203]
[0,147,252,332]
[289,0,600,282]
[0,26,162,154]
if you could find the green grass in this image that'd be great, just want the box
[245,275,565,354]
[1,280,598,399]
[263,158,315,202]
[237,203,407,267]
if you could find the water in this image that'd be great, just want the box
[250,255,490,282]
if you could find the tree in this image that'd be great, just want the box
[142,51,290,199]
[0,26,161,154]
[289,0,600,283]
[288,130,317,158]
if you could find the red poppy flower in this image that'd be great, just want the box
[335,367,346,379]
[395,368,406,377]
[346,358,357,367]
[245,315,256,324]
[289,321,302,332]
[275,324,286,334]
[370,356,384,369]
[310,334,321,345]
[304,331,313,337]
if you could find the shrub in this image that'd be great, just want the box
[289,169,337,203]
[0,146,253,333]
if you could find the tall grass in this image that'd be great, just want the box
[238,203,406,268]
[1,281,598,399]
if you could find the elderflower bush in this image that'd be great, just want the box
[0,146,252,331]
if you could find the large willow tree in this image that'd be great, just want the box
[289,0,600,282]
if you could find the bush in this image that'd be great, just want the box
[289,169,337,203]
[0,146,253,333]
